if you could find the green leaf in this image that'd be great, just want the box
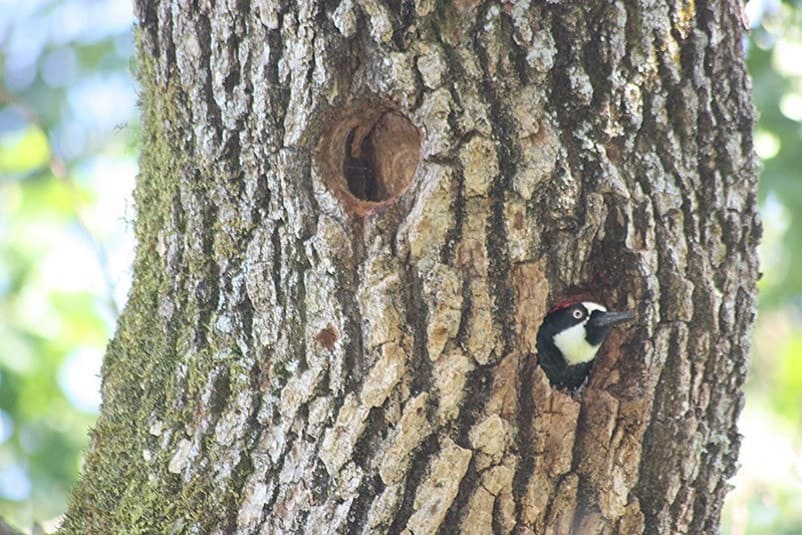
[773,334,802,422]
[0,125,51,176]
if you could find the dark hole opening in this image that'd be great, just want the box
[344,126,379,201]
[341,110,420,203]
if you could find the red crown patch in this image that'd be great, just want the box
[547,294,595,315]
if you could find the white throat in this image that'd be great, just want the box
[553,302,606,365]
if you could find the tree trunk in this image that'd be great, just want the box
[64,1,759,533]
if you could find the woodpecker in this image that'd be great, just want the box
[536,300,634,389]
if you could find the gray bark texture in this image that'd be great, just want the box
[64,1,759,534]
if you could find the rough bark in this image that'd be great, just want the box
[64,1,759,534]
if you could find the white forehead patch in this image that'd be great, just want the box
[582,302,607,314]
[553,302,607,365]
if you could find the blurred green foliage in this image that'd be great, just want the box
[750,2,802,305]
[748,0,802,436]
[0,0,136,528]
[722,1,802,533]
[0,0,800,533]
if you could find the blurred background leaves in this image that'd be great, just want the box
[0,0,800,532]
[723,1,802,534]
[0,0,135,528]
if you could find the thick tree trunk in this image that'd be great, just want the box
[64,1,758,534]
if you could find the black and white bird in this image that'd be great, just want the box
[536,300,634,390]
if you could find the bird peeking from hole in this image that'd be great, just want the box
[536,300,634,390]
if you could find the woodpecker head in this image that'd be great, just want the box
[536,300,634,389]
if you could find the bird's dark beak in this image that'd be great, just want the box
[588,310,635,328]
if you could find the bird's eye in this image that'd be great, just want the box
[572,309,584,319]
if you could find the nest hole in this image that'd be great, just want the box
[318,101,421,214]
